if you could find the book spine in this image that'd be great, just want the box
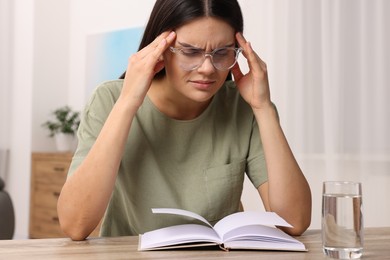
[219,244,229,252]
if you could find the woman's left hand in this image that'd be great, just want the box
[231,33,272,110]
[232,35,312,236]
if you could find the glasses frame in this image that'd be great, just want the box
[169,46,243,71]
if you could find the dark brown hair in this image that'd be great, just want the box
[120,0,243,79]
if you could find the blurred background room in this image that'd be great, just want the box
[0,0,389,239]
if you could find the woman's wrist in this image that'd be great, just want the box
[252,101,277,122]
[116,94,143,116]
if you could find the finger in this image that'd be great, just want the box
[236,34,266,75]
[136,33,166,58]
[164,31,176,46]
[139,31,175,58]
[153,31,176,59]
[235,32,248,52]
[125,31,176,80]
[148,31,172,49]
[235,33,254,61]
[152,31,176,59]
[152,31,176,49]
[146,32,176,72]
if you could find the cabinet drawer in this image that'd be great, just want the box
[33,161,69,186]
[30,207,64,238]
[30,152,101,238]
[31,183,62,209]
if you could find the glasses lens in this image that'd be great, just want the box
[178,48,204,71]
[173,47,240,71]
[212,48,238,71]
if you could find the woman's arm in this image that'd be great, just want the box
[57,31,176,241]
[255,105,311,236]
[232,32,311,235]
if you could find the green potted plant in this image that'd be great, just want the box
[42,106,80,152]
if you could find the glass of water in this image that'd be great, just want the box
[322,181,363,259]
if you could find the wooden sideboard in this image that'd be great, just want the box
[30,152,100,238]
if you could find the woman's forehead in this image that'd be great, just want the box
[174,17,235,47]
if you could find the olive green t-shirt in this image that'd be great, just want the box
[69,79,268,236]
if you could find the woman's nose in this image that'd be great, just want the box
[196,54,216,73]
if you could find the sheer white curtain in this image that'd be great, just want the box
[241,0,390,227]
[246,0,389,159]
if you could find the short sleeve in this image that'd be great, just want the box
[245,118,268,188]
[67,80,122,176]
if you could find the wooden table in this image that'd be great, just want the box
[0,227,389,259]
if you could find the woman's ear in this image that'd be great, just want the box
[154,58,165,74]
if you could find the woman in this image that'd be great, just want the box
[58,0,311,241]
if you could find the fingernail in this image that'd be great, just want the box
[168,31,176,39]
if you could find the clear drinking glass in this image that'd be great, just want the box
[322,181,364,259]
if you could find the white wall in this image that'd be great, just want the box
[6,0,34,239]
[68,0,155,110]
[1,0,389,239]
[32,0,155,150]
[32,0,71,152]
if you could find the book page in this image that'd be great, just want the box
[223,240,306,251]
[222,224,305,250]
[152,208,213,227]
[139,224,221,250]
[143,209,305,251]
[213,211,292,238]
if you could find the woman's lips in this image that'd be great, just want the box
[190,80,216,90]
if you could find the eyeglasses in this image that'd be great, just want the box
[169,46,242,71]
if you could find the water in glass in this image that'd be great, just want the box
[322,192,363,259]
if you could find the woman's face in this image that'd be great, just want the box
[163,17,236,104]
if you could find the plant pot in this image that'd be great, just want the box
[55,133,77,152]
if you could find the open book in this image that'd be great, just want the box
[138,208,307,251]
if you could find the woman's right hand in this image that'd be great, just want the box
[58,31,176,241]
[120,31,176,109]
